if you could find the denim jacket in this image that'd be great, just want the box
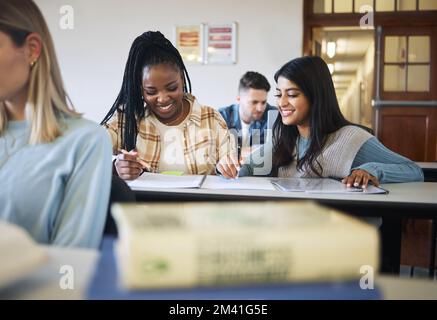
[219,103,277,157]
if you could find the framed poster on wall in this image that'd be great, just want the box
[174,24,205,64]
[205,22,237,64]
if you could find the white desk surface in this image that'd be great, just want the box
[417,162,437,170]
[1,246,437,300]
[133,181,437,206]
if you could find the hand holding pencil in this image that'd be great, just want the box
[216,154,241,180]
[114,149,147,181]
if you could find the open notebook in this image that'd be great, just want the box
[127,172,206,190]
[127,173,275,191]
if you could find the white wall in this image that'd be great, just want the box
[35,0,303,123]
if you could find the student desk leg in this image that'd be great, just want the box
[430,219,437,279]
[380,217,402,274]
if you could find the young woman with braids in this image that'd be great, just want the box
[218,56,423,187]
[102,31,237,181]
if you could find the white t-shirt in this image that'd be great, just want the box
[240,120,250,148]
[150,114,190,173]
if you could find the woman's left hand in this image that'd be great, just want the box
[342,169,380,189]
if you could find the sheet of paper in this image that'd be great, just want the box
[127,173,205,190]
[201,176,276,190]
[271,178,388,194]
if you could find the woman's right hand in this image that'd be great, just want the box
[216,154,241,179]
[114,150,144,180]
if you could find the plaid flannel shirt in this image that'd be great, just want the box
[104,94,236,175]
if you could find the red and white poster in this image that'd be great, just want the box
[206,22,237,64]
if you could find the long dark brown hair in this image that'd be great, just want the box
[272,56,354,177]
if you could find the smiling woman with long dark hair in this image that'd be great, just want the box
[101,31,237,180]
[219,56,423,187]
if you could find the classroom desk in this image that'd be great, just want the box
[133,181,436,210]
[417,162,437,182]
[1,245,436,300]
[132,181,437,276]
[417,162,437,169]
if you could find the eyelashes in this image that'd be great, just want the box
[274,94,299,98]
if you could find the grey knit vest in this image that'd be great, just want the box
[278,125,373,178]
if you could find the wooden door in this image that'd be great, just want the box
[374,26,437,161]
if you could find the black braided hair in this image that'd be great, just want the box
[101,31,192,151]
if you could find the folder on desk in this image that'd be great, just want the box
[87,238,381,300]
[271,178,388,194]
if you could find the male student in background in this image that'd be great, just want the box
[219,71,276,162]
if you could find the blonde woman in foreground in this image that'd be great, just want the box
[0,0,112,248]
